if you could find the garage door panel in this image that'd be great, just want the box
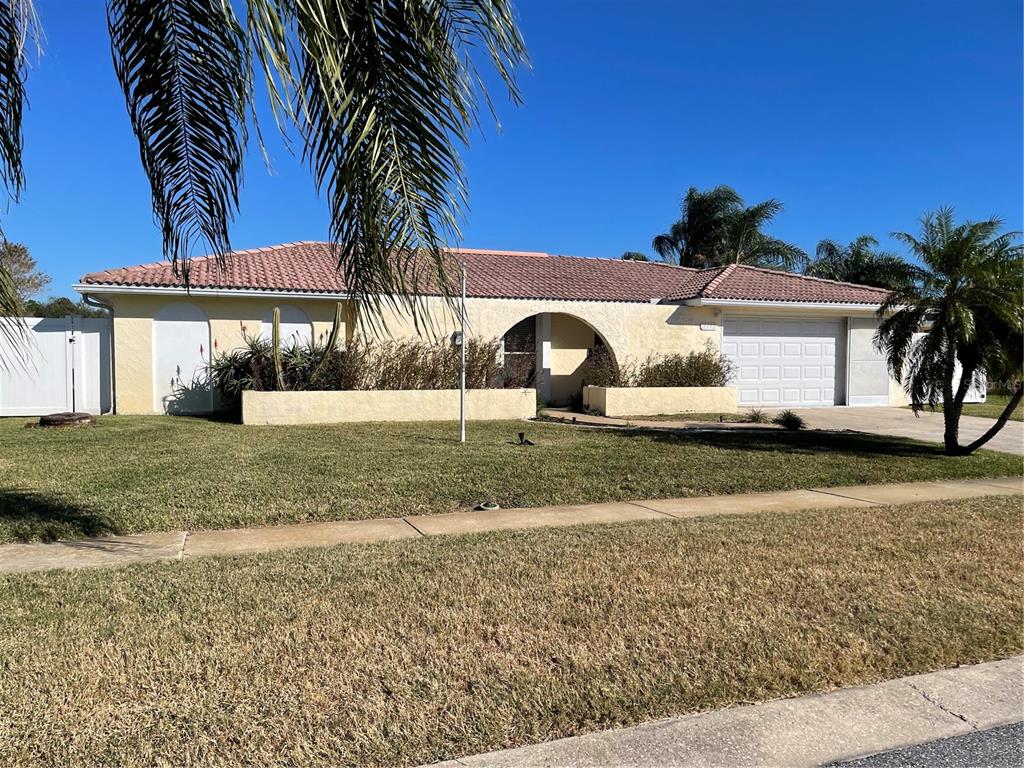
[723,316,842,408]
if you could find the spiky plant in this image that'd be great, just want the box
[311,301,345,382]
[271,307,285,391]
[875,207,1023,455]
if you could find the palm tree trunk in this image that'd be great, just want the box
[961,386,1024,455]
[941,357,980,456]
[941,360,962,455]
[943,404,963,455]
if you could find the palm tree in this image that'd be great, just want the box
[875,207,1023,455]
[652,186,740,268]
[0,0,528,348]
[806,235,915,290]
[651,185,806,270]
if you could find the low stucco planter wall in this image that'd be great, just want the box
[583,385,738,417]
[242,388,536,425]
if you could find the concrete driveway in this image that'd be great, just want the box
[778,406,1024,456]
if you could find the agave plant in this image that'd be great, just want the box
[0,0,528,363]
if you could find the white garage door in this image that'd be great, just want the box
[723,316,843,407]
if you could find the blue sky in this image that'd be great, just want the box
[7,0,1023,298]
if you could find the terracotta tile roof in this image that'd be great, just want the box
[80,242,702,303]
[666,263,889,305]
[80,241,889,305]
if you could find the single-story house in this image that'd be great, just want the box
[75,242,907,415]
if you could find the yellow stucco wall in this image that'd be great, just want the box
[103,293,347,414]
[585,385,739,417]
[242,388,536,425]
[99,289,906,415]
[549,313,595,404]
[358,295,721,361]
[101,291,721,414]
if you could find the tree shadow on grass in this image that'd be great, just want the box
[615,426,948,459]
[0,490,119,543]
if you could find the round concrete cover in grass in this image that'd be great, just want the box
[38,412,96,428]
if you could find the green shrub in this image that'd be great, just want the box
[772,409,805,431]
[745,408,768,424]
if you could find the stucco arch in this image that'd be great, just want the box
[497,310,620,406]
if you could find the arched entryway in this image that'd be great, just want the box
[500,312,617,406]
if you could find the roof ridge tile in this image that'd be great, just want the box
[699,263,736,296]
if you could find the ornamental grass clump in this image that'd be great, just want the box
[584,341,735,388]
[208,333,511,409]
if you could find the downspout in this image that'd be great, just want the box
[81,293,116,415]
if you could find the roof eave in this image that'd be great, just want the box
[73,283,353,301]
[678,297,884,312]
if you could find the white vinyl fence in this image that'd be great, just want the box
[908,332,986,405]
[0,316,112,417]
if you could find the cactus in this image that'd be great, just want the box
[311,301,345,381]
[272,307,286,391]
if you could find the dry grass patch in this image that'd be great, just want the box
[1,496,1021,767]
[0,416,1020,542]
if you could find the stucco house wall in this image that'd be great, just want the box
[102,292,722,414]
[104,293,349,414]
[102,291,906,416]
[80,245,908,416]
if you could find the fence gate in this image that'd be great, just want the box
[0,316,113,417]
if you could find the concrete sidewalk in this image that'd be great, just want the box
[432,655,1023,767]
[1,476,1021,574]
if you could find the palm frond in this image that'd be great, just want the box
[108,0,250,282]
[0,0,36,366]
[0,0,34,206]
[247,0,527,329]
[0,259,26,367]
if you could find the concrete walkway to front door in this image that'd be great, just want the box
[778,407,1024,456]
[1,476,1020,574]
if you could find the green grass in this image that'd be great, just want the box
[0,416,1020,543]
[1,496,1020,767]
[908,393,1023,422]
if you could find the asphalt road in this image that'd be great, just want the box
[836,722,1023,767]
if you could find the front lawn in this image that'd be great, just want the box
[908,393,1023,422]
[0,496,1020,767]
[0,416,1020,542]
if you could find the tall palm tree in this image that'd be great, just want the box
[875,207,1023,456]
[806,235,915,290]
[651,185,806,270]
[652,185,740,268]
[0,0,528,348]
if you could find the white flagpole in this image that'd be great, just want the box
[460,264,467,444]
